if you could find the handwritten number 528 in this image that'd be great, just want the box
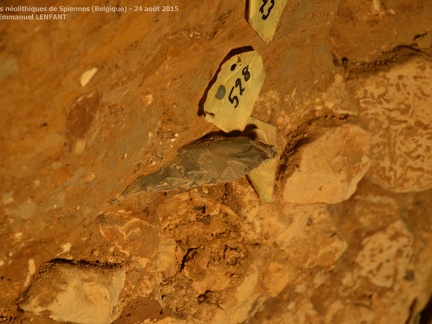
[260,0,275,20]
[229,66,251,108]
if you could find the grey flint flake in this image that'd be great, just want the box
[123,136,276,194]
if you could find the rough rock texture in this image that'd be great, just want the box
[156,190,261,322]
[327,180,432,324]
[283,124,370,204]
[19,261,125,324]
[355,220,413,289]
[1,0,432,323]
[330,0,432,61]
[348,57,432,192]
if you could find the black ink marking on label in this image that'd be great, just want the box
[260,0,275,20]
[228,65,251,108]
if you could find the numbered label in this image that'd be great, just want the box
[203,50,265,133]
[246,116,277,202]
[227,66,250,108]
[248,0,288,43]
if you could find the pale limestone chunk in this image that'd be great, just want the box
[80,67,98,87]
[283,124,370,204]
[19,261,125,324]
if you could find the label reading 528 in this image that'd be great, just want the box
[228,65,251,108]
[203,50,265,133]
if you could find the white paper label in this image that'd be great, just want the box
[246,117,278,202]
[204,50,265,133]
[247,0,288,43]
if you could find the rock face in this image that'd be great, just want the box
[154,190,350,323]
[330,0,432,61]
[19,261,125,324]
[355,220,413,289]
[1,0,432,323]
[283,124,370,204]
[155,191,260,322]
[349,57,432,192]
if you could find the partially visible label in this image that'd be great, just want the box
[204,50,265,133]
[247,0,288,43]
[247,117,278,202]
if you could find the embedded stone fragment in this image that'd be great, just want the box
[19,261,125,324]
[246,117,278,202]
[123,136,276,194]
[80,67,98,87]
[283,124,370,204]
[350,57,432,192]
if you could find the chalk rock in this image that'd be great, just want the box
[355,220,413,288]
[350,57,432,192]
[321,73,359,115]
[283,124,370,204]
[19,261,125,324]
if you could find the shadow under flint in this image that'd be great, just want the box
[196,124,259,141]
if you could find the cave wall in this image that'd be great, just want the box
[1,0,432,323]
